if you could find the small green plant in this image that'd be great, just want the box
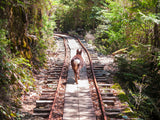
[88,40,92,44]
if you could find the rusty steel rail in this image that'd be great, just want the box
[75,36,107,120]
[48,35,68,120]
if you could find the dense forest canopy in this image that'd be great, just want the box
[0,0,159,119]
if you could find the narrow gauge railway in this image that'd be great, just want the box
[33,35,70,119]
[33,34,130,120]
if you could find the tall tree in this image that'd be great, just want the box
[153,1,159,47]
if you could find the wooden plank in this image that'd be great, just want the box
[40,97,54,100]
[103,100,114,105]
[33,113,49,117]
[34,108,51,113]
[36,100,53,107]
[105,108,121,112]
[96,79,107,82]
[98,84,113,87]
[105,112,120,118]
[101,92,114,97]
[102,96,116,100]
[42,89,56,92]
[36,100,53,104]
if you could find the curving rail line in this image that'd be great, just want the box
[48,35,69,120]
[75,36,107,120]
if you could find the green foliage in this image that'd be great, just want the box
[0,40,34,120]
[55,0,103,32]
[42,14,56,37]
[94,0,159,54]
[139,11,160,24]
[129,0,159,12]
[0,1,42,119]
[4,57,32,84]
[27,0,57,66]
[0,56,34,119]
[0,50,34,119]
[95,1,128,54]
[33,37,47,67]
[112,83,129,103]
[116,44,160,119]
[0,26,34,119]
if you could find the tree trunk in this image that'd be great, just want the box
[153,1,159,48]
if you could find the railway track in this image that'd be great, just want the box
[33,35,70,119]
[79,37,125,120]
[33,34,130,120]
